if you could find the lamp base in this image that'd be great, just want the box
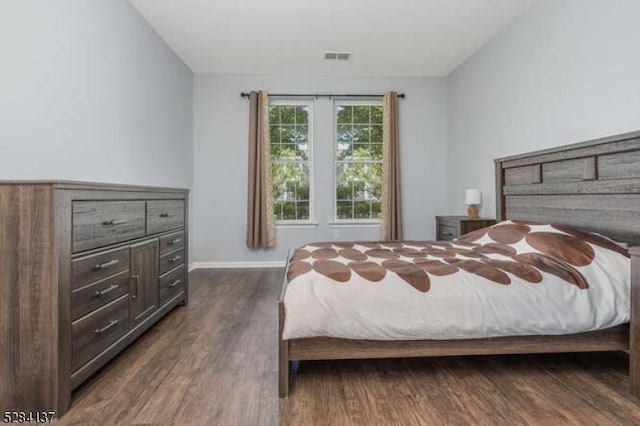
[467,204,479,219]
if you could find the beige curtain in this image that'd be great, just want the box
[381,91,403,240]
[246,91,275,248]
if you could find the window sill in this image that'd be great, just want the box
[329,221,381,227]
[276,221,319,229]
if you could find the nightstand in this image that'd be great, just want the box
[435,216,496,241]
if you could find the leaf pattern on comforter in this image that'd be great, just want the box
[287,221,629,292]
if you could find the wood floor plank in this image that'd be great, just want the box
[59,268,640,425]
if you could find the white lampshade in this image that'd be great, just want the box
[465,189,481,205]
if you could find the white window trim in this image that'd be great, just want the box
[332,99,383,224]
[329,221,380,227]
[269,99,315,224]
[276,220,319,229]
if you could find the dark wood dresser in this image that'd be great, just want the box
[435,215,496,241]
[0,181,189,417]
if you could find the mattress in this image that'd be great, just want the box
[282,221,630,340]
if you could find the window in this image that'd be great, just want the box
[269,101,313,222]
[334,102,383,221]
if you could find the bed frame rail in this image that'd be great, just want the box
[279,250,291,397]
[288,327,629,361]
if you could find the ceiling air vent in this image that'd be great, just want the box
[324,51,351,60]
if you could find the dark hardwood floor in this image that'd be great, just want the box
[60,268,640,425]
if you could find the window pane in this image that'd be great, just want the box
[353,181,366,200]
[372,107,383,124]
[294,124,308,141]
[371,201,381,218]
[280,126,295,143]
[295,106,308,123]
[351,125,368,142]
[336,185,351,201]
[336,162,353,201]
[274,201,284,220]
[370,143,383,160]
[282,202,296,220]
[337,201,353,220]
[353,106,370,123]
[279,144,297,160]
[273,162,306,197]
[296,143,310,161]
[280,106,295,124]
[350,162,378,186]
[336,106,353,124]
[371,125,382,143]
[270,125,281,143]
[353,143,374,161]
[354,201,370,219]
[337,124,353,142]
[336,162,351,186]
[270,143,281,159]
[336,145,352,161]
[368,163,383,187]
[272,163,288,201]
[297,201,309,220]
[270,102,313,221]
[334,103,383,221]
[369,178,382,200]
[296,181,309,201]
[269,106,279,124]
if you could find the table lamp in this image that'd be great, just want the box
[465,189,481,219]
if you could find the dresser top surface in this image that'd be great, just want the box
[436,215,496,222]
[0,180,189,193]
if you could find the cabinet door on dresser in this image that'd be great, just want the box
[130,239,159,326]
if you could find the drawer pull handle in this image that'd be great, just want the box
[159,213,176,218]
[95,284,119,297]
[102,219,128,226]
[132,274,139,299]
[169,255,182,263]
[75,207,96,214]
[168,279,181,288]
[440,232,453,236]
[94,259,119,270]
[94,319,119,334]
[167,238,182,246]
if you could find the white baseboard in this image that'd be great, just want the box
[190,261,286,270]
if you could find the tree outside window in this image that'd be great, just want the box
[269,102,312,222]
[335,102,383,221]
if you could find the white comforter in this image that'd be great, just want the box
[282,222,630,340]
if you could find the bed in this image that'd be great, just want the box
[278,130,640,398]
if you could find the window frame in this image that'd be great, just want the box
[269,99,315,226]
[332,99,383,224]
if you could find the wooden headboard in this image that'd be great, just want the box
[495,130,640,245]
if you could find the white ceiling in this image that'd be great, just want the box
[130,0,536,76]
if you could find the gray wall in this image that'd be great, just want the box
[8,0,636,266]
[193,74,448,264]
[0,0,193,188]
[447,0,640,217]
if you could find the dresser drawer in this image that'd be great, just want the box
[159,265,184,306]
[72,246,130,290]
[160,249,184,275]
[147,200,185,235]
[73,201,146,252]
[160,231,185,255]
[438,224,459,241]
[72,295,129,372]
[72,271,129,321]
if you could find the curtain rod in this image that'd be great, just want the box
[240,92,405,99]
